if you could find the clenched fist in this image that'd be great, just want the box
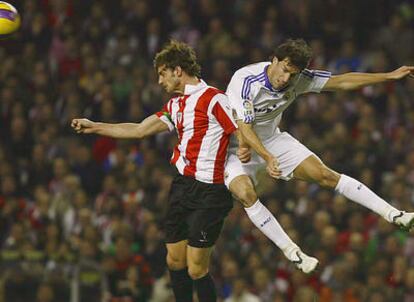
[71,118,96,134]
[237,147,251,163]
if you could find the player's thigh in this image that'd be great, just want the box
[166,240,188,270]
[163,176,191,246]
[187,207,231,249]
[224,148,262,188]
[267,132,315,181]
[228,175,258,207]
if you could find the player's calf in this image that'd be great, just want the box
[319,168,341,188]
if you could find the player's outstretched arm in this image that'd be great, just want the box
[323,66,414,91]
[71,115,169,139]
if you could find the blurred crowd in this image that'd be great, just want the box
[1,0,414,301]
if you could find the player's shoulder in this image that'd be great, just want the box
[205,85,225,95]
[201,86,228,105]
[300,68,331,80]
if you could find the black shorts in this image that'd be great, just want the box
[163,174,233,248]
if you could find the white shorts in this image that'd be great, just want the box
[224,132,315,187]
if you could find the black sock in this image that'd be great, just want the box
[169,268,193,302]
[194,273,217,302]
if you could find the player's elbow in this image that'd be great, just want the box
[135,130,146,139]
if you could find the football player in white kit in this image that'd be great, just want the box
[225,39,414,273]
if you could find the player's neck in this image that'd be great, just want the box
[177,76,200,95]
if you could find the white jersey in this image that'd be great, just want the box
[226,62,331,141]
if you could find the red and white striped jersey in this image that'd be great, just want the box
[156,80,237,184]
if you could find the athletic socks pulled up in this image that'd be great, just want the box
[194,273,217,302]
[335,174,400,222]
[244,199,297,251]
[169,268,193,302]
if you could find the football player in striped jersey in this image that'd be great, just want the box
[72,40,238,302]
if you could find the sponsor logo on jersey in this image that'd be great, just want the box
[255,100,288,114]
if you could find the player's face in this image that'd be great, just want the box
[268,57,300,89]
[157,65,181,93]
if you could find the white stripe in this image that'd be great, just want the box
[179,95,198,161]
[175,156,186,175]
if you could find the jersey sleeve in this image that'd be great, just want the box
[155,101,174,132]
[299,69,332,93]
[211,94,238,135]
[226,72,255,124]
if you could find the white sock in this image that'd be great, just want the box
[335,174,399,222]
[244,200,296,252]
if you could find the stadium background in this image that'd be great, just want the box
[1,0,414,301]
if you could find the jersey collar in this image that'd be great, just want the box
[184,79,207,95]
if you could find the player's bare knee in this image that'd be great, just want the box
[230,180,257,207]
[236,187,257,207]
[188,263,209,280]
[166,253,186,270]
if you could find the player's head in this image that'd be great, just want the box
[268,39,313,89]
[154,40,201,94]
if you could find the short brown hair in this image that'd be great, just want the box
[272,39,313,70]
[154,40,201,77]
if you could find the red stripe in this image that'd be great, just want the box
[183,88,221,177]
[212,101,237,134]
[213,132,229,183]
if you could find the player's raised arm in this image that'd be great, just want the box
[71,114,170,139]
[323,66,414,91]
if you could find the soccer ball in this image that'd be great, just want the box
[0,1,20,36]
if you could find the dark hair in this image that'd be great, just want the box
[154,40,201,77]
[272,39,313,70]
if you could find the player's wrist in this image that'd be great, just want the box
[384,72,395,81]
[90,122,101,133]
[263,152,274,162]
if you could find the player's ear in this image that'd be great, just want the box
[272,57,279,65]
[174,66,183,77]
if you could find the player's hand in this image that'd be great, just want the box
[237,147,251,163]
[266,156,282,179]
[71,118,96,134]
[387,66,414,80]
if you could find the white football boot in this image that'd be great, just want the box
[284,246,319,274]
[392,211,414,232]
